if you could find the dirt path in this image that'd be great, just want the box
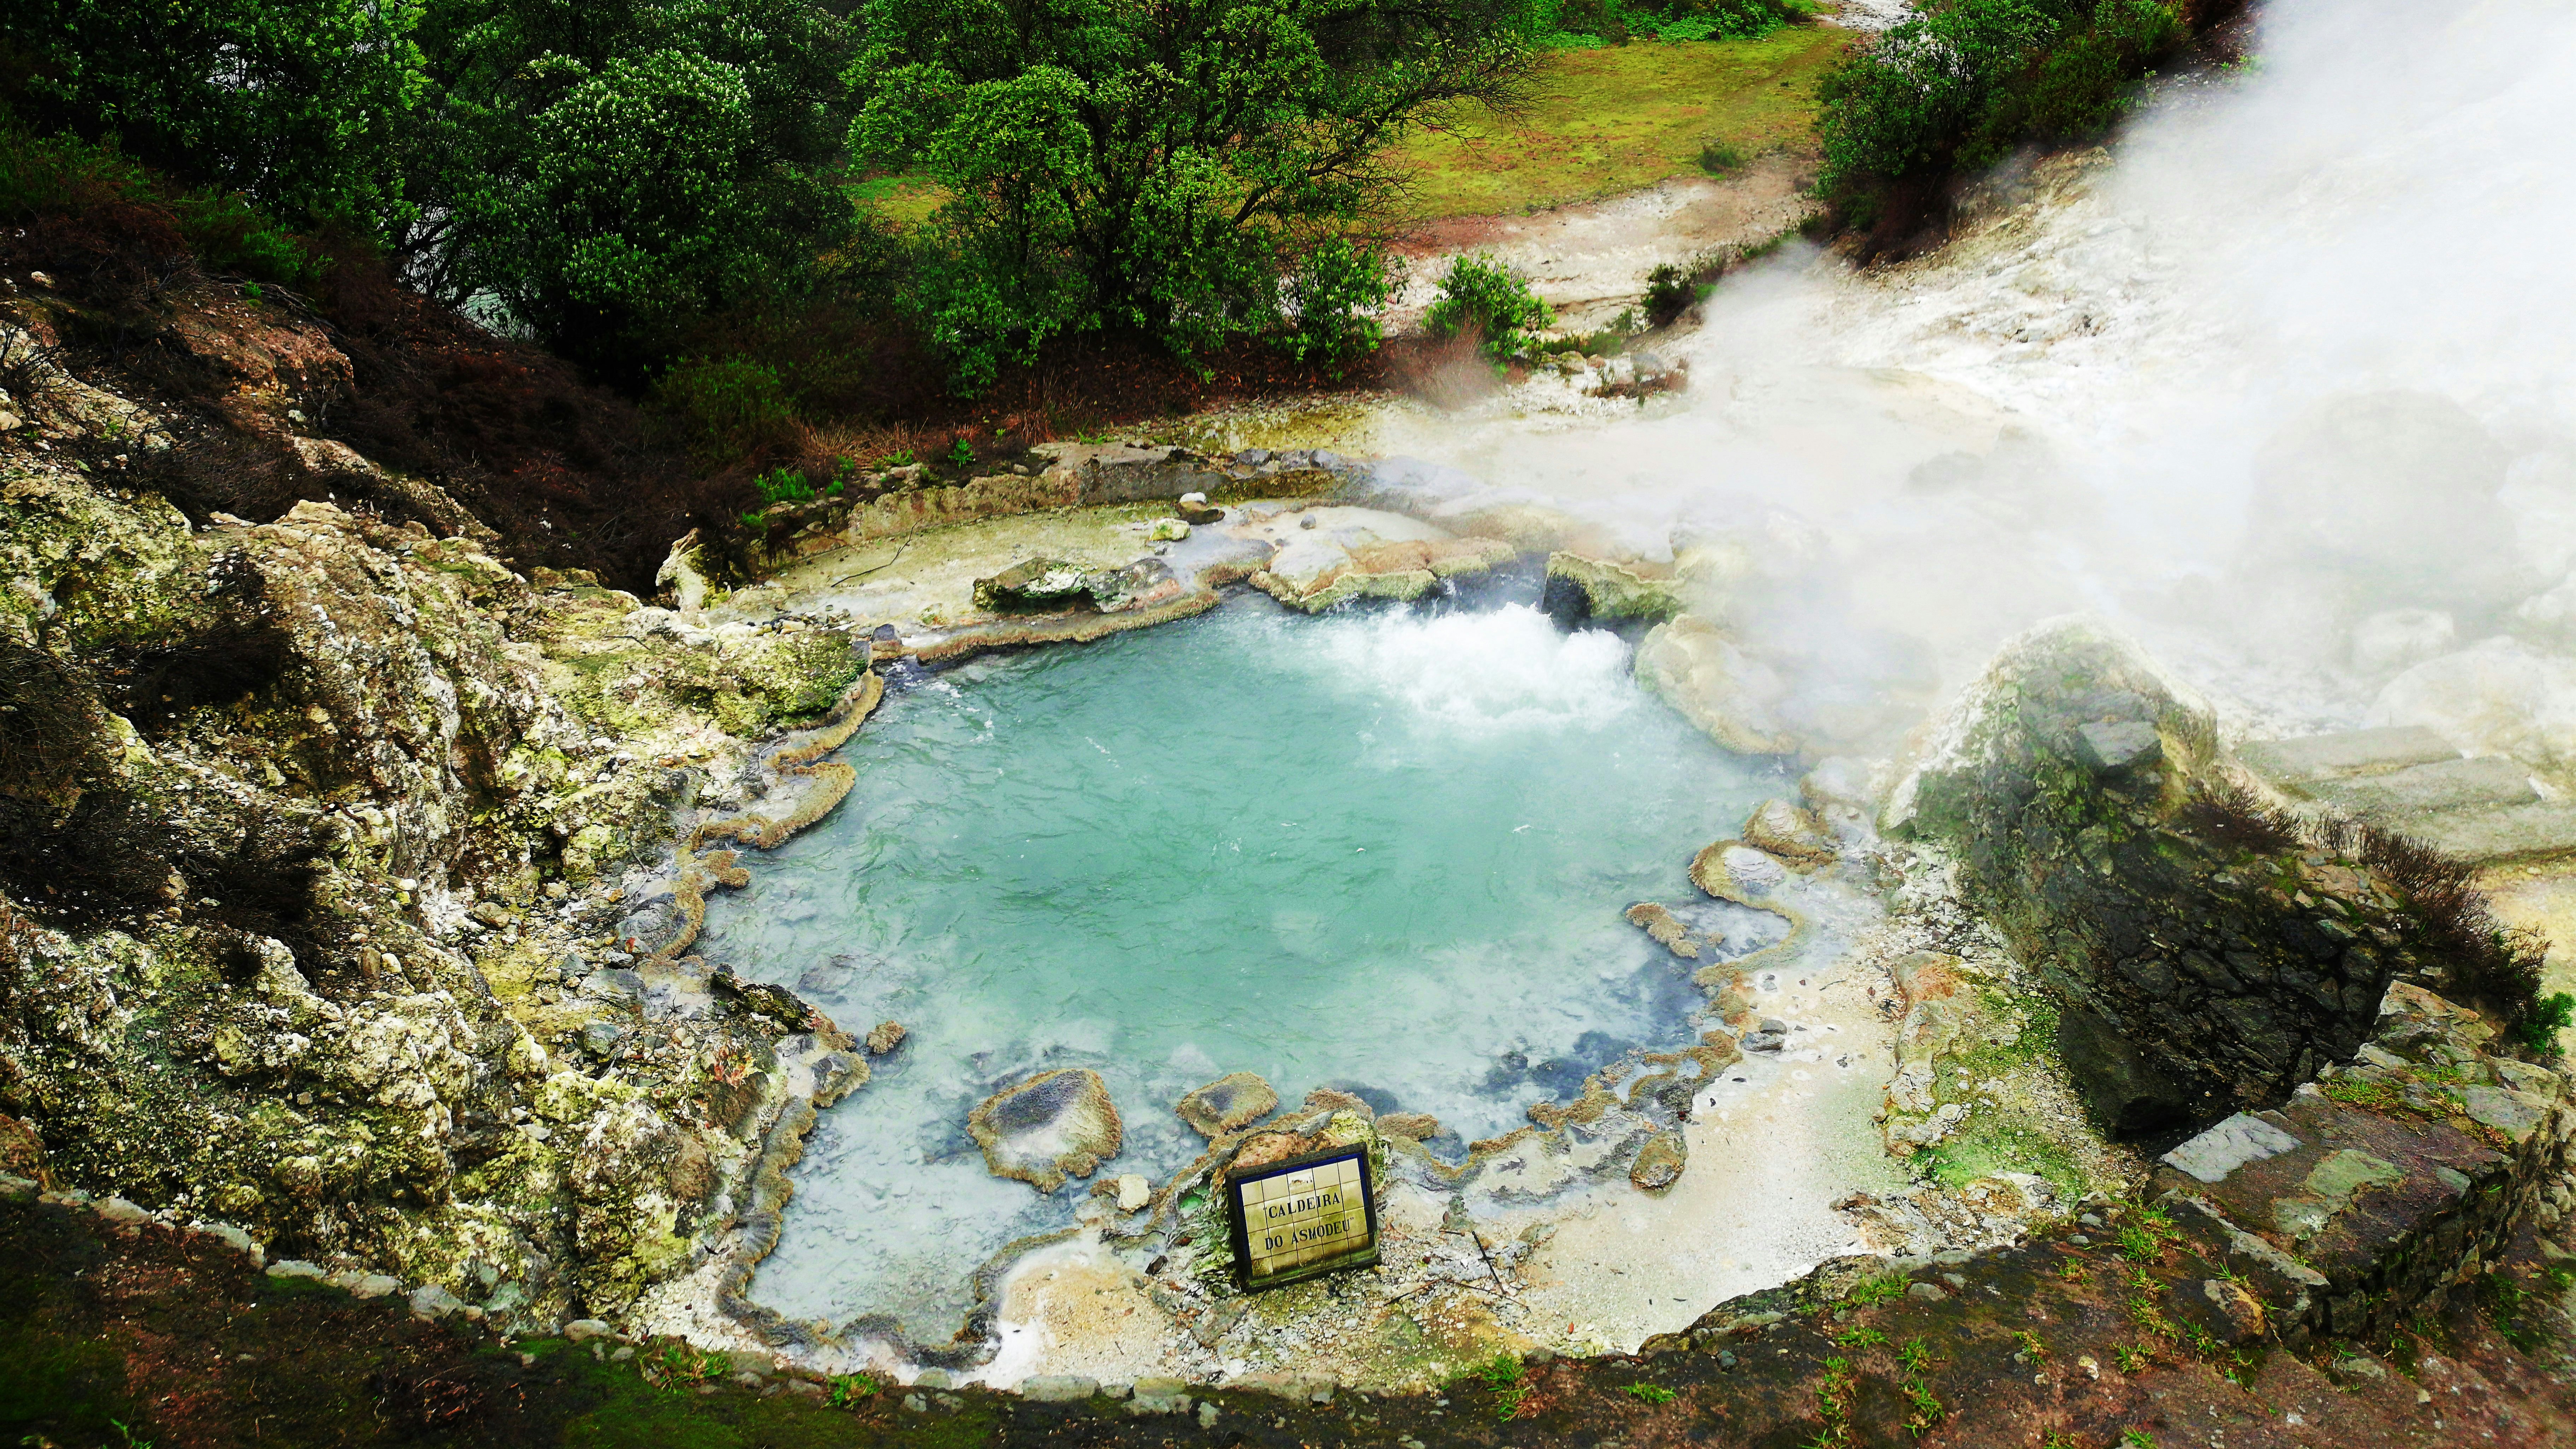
[1388,153,1818,333]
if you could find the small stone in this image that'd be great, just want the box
[1905,1282,1948,1302]
[915,1368,954,1390]
[1197,1401,1220,1428]
[564,1318,612,1343]
[1129,1376,1192,1415]
[580,1021,629,1058]
[1741,1019,1790,1054]
[1021,1374,1099,1403]
[1116,1174,1151,1212]
[411,1285,469,1319]
[865,1020,906,1055]
[1148,517,1192,542]
[351,1274,401,1299]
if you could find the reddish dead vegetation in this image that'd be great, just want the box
[309,252,730,592]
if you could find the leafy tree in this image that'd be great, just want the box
[1817,0,2185,211]
[7,0,429,231]
[849,0,1536,391]
[397,0,859,376]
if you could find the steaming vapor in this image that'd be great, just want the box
[1383,0,2576,759]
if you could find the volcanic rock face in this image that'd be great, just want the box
[1175,1072,1280,1140]
[0,291,875,1330]
[969,1069,1124,1192]
[1897,616,2433,1137]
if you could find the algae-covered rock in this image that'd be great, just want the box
[970,1068,1124,1192]
[1542,552,1684,624]
[1630,1128,1686,1191]
[1176,1072,1280,1140]
[1900,615,2445,1137]
[1742,799,1834,868]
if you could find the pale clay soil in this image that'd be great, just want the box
[1389,153,1819,334]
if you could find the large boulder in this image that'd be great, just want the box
[1897,616,2420,1137]
[968,1068,1123,1193]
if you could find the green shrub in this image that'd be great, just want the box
[649,356,801,464]
[1279,237,1397,373]
[0,128,318,288]
[1424,255,1553,360]
[1698,137,1749,174]
[2521,991,2576,1055]
[1644,262,1695,326]
[1817,0,2188,225]
[852,0,1533,392]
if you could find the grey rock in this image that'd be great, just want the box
[411,1284,470,1319]
[580,1021,630,1058]
[2307,755,2537,816]
[1020,1374,1099,1403]
[1741,1019,1789,1054]
[351,1273,401,1299]
[1905,1281,1949,1302]
[914,1368,953,1390]
[2075,721,2161,773]
[1129,1376,1191,1415]
[2241,726,2458,782]
[564,1318,613,1342]
[2162,1112,2305,1184]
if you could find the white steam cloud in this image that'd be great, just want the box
[1379,0,2576,759]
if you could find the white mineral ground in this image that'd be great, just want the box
[731,0,2576,1391]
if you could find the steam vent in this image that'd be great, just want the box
[9,0,2576,1442]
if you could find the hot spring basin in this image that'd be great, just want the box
[700,599,1784,1340]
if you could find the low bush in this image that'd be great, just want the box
[1424,256,1554,361]
[1816,0,2197,252]
[649,357,804,466]
[1529,0,1809,47]
[1278,238,1399,375]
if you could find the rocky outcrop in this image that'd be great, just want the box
[971,556,1183,615]
[0,293,881,1335]
[969,1069,1123,1193]
[1175,1072,1280,1140]
[2155,982,2574,1344]
[1244,507,1515,613]
[1894,615,2506,1137]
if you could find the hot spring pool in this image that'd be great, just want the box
[698,598,1785,1340]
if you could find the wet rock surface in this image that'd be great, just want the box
[1175,1072,1280,1140]
[969,1068,1124,1193]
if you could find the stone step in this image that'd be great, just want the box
[2396,801,2576,864]
[2303,755,2539,816]
[2242,726,2460,782]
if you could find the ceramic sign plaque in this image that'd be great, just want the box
[1227,1146,1380,1291]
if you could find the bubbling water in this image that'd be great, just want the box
[699,600,1784,1339]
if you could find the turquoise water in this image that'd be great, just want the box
[700,599,1783,1340]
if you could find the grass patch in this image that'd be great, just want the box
[1388,29,1849,218]
[847,174,947,228]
